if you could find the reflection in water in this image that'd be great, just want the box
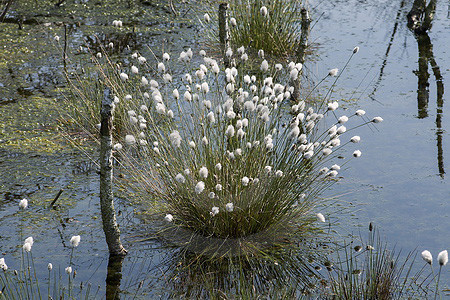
[106,255,125,300]
[154,226,328,298]
[369,0,407,101]
[407,0,445,177]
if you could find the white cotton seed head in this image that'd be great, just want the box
[24,237,33,246]
[328,68,338,77]
[242,176,249,186]
[210,206,219,216]
[438,250,448,266]
[120,73,128,81]
[421,250,433,264]
[184,91,192,102]
[338,116,348,124]
[48,263,52,271]
[125,135,136,145]
[260,6,268,17]
[230,17,237,27]
[163,53,170,61]
[70,235,81,248]
[164,214,173,222]
[131,66,138,74]
[202,136,209,145]
[316,213,326,222]
[23,242,32,252]
[169,131,182,147]
[226,125,235,137]
[199,167,208,179]
[355,109,366,116]
[353,150,362,157]
[372,117,383,123]
[290,68,299,81]
[175,173,186,183]
[275,170,283,177]
[195,181,205,194]
[225,203,234,212]
[328,170,338,177]
[65,266,72,274]
[322,148,332,156]
[170,90,179,101]
[353,46,360,54]
[331,164,341,171]
[350,136,361,143]
[303,151,314,159]
[204,13,210,22]
[260,60,269,72]
[113,143,123,151]
[337,126,346,134]
[215,184,222,191]
[19,198,28,209]
[327,101,339,111]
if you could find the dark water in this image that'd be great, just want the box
[0,0,448,297]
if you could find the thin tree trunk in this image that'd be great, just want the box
[219,3,230,68]
[100,88,127,256]
[292,7,311,102]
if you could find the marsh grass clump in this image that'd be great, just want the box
[324,227,434,299]
[98,45,383,256]
[201,0,305,58]
[0,235,94,300]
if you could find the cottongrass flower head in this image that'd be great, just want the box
[260,6,268,17]
[70,235,81,248]
[19,198,28,209]
[0,258,7,271]
[165,214,173,222]
[23,242,32,252]
[316,213,326,223]
[48,263,53,271]
[328,68,339,77]
[353,150,362,157]
[195,181,205,194]
[421,250,433,264]
[210,206,219,217]
[438,250,448,266]
[65,266,72,274]
[372,116,383,123]
[225,203,234,212]
[24,236,34,246]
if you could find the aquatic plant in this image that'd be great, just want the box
[325,226,434,299]
[0,235,95,300]
[200,0,305,57]
[104,45,382,255]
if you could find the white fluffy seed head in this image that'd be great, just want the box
[438,250,448,266]
[328,68,338,77]
[350,136,361,143]
[19,198,28,209]
[195,181,205,194]
[372,117,383,123]
[421,250,433,264]
[316,213,326,222]
[199,167,208,179]
[70,235,81,248]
